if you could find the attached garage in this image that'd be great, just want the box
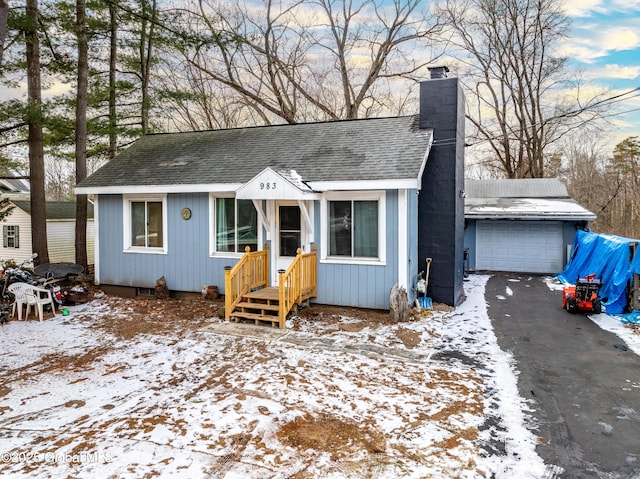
[464,179,596,275]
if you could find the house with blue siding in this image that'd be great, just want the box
[76,68,466,319]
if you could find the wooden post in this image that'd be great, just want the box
[243,245,251,290]
[263,243,269,287]
[278,269,286,329]
[224,266,232,322]
[295,248,302,303]
[311,245,318,297]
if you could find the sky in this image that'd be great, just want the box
[1,0,639,157]
[560,0,640,149]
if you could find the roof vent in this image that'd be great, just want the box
[428,66,449,79]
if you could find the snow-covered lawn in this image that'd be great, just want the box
[0,275,634,478]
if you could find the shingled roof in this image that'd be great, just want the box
[76,115,433,193]
[464,178,596,221]
[465,178,569,198]
[12,201,94,220]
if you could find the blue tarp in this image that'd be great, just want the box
[631,240,640,275]
[557,230,636,314]
[619,311,640,324]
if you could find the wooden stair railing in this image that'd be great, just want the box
[225,244,317,329]
[224,244,269,322]
[278,246,318,328]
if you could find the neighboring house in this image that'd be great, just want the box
[0,201,95,266]
[76,67,466,311]
[0,174,30,201]
[464,178,596,274]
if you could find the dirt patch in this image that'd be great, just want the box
[76,295,220,339]
[396,327,422,348]
[293,305,394,328]
[277,412,386,461]
[626,323,640,335]
[337,321,368,332]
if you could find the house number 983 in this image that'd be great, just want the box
[260,182,276,190]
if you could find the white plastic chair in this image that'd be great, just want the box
[8,282,35,321]
[8,282,56,321]
[26,285,56,322]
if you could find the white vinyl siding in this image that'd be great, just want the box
[0,207,31,264]
[47,220,95,264]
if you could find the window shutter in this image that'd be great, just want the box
[2,226,6,248]
[14,226,18,248]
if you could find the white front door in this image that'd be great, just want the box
[275,202,306,277]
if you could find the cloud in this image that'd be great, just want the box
[587,64,640,80]
[563,0,640,17]
[600,28,640,52]
[559,24,640,64]
[558,41,602,64]
[563,0,606,18]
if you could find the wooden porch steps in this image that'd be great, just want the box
[225,245,317,329]
[230,287,283,327]
[231,311,281,327]
[235,301,280,312]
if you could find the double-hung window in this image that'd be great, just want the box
[323,191,385,263]
[124,195,167,252]
[3,225,19,248]
[213,197,258,253]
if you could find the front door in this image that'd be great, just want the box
[276,203,303,275]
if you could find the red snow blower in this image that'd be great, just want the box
[562,274,603,314]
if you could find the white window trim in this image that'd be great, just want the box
[209,195,262,258]
[123,194,168,254]
[4,225,19,249]
[320,190,386,265]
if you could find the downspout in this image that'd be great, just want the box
[92,196,100,285]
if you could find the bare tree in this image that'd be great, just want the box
[554,134,640,237]
[608,137,640,237]
[167,0,442,125]
[439,0,605,178]
[25,0,49,263]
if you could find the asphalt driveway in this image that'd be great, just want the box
[485,274,640,479]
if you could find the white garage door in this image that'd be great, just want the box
[476,221,564,273]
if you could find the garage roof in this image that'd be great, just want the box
[465,178,596,221]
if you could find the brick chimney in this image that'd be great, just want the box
[417,68,466,306]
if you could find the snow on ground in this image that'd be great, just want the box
[0,275,550,478]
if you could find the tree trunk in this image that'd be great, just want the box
[139,0,157,134]
[0,0,8,67]
[26,0,49,264]
[389,284,409,322]
[75,0,88,270]
[108,0,118,160]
